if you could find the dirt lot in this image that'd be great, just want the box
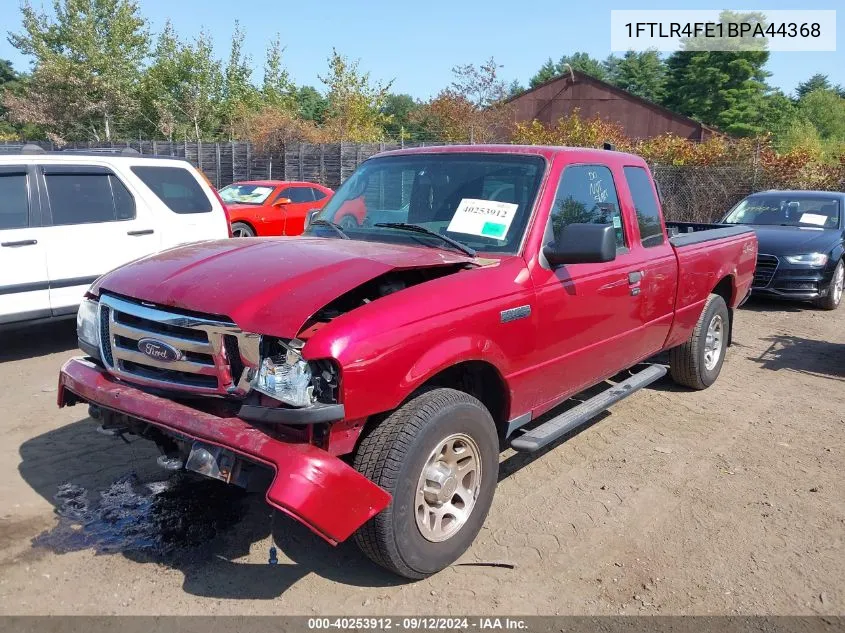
[0,298,843,615]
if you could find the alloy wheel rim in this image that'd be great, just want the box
[703,314,723,371]
[415,432,482,543]
[232,227,250,238]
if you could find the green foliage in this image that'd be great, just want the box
[139,23,222,140]
[262,34,294,110]
[606,50,666,102]
[529,52,609,88]
[662,12,771,136]
[220,21,260,139]
[796,73,844,99]
[294,86,329,124]
[319,49,392,141]
[381,93,425,140]
[7,0,150,142]
[798,89,845,141]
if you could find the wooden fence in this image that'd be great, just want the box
[2,140,772,222]
[0,140,441,190]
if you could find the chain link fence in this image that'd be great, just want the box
[651,165,761,223]
[2,140,792,223]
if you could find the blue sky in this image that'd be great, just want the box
[1,0,842,98]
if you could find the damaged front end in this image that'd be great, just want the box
[59,357,390,544]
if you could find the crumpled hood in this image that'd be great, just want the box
[751,225,841,256]
[93,237,473,336]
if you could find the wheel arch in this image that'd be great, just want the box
[230,219,257,236]
[711,274,735,345]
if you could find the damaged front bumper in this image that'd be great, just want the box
[57,357,391,545]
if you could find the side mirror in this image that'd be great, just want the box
[543,223,616,267]
[273,197,292,207]
[305,209,320,228]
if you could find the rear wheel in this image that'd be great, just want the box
[814,259,844,310]
[670,293,729,390]
[231,222,255,238]
[353,388,499,579]
[339,214,359,230]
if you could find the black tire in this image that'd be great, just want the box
[669,293,729,390]
[353,388,499,579]
[814,259,844,311]
[231,222,255,238]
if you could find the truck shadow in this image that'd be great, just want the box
[739,296,806,313]
[749,334,845,382]
[17,416,405,600]
[0,320,78,363]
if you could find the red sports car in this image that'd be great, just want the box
[219,180,334,237]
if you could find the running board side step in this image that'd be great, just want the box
[510,364,667,453]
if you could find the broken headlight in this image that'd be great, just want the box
[252,338,339,407]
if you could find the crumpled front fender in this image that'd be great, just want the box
[58,357,391,544]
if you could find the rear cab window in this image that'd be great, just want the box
[42,165,135,226]
[131,166,212,214]
[623,166,665,247]
[550,164,627,252]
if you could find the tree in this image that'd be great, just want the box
[414,58,514,143]
[262,34,294,110]
[528,52,609,88]
[381,93,423,140]
[529,58,559,88]
[294,86,329,123]
[449,56,507,108]
[220,21,259,139]
[606,50,666,102]
[799,89,845,140]
[138,23,222,140]
[662,11,770,135]
[558,52,608,81]
[796,74,832,99]
[0,60,26,138]
[319,49,392,141]
[6,0,150,142]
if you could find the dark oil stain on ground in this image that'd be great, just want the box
[32,473,247,560]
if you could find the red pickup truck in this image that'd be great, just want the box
[59,145,756,578]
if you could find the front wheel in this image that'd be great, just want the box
[353,388,499,579]
[231,222,255,238]
[670,293,729,390]
[814,259,844,310]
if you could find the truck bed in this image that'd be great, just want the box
[662,221,757,349]
[666,221,752,247]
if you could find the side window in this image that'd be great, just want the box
[131,166,212,214]
[550,165,625,249]
[624,166,665,247]
[44,168,136,226]
[311,187,327,201]
[283,187,315,203]
[0,170,29,230]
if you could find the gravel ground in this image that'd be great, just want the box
[0,297,843,615]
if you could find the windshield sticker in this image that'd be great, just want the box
[447,198,519,239]
[612,215,622,229]
[799,212,827,226]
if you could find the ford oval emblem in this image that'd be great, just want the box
[137,338,182,362]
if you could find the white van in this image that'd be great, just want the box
[0,148,231,327]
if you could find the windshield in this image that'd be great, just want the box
[723,195,841,229]
[306,153,546,254]
[219,183,275,205]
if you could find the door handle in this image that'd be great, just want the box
[628,271,644,284]
[1,239,37,247]
[127,229,154,236]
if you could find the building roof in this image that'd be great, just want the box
[506,69,720,137]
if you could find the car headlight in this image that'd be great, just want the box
[785,253,828,266]
[77,299,100,349]
[253,339,315,407]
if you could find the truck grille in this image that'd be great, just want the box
[98,294,259,396]
[753,254,778,288]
